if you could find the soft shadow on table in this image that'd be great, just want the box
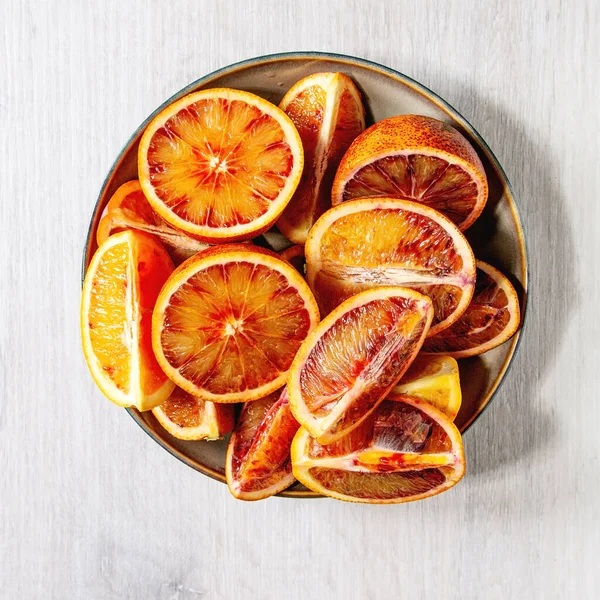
[442,84,578,478]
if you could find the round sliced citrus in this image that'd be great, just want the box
[288,287,433,444]
[422,260,521,357]
[390,355,461,420]
[291,395,465,504]
[332,114,488,230]
[97,180,209,263]
[152,245,320,403]
[138,88,304,242]
[81,230,175,410]
[226,388,300,500]
[280,244,305,275]
[152,386,235,440]
[305,198,476,336]
[276,72,365,244]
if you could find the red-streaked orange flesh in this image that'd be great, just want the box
[226,388,299,500]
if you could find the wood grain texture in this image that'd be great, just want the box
[0,0,598,598]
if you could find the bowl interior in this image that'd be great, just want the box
[84,53,527,498]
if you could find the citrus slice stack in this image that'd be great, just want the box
[81,230,175,410]
[305,198,476,335]
[96,180,209,262]
[423,260,521,357]
[288,287,433,444]
[152,387,235,441]
[390,355,461,420]
[138,88,303,242]
[280,244,306,275]
[276,72,365,244]
[291,396,465,503]
[332,115,488,230]
[226,388,300,500]
[152,245,320,403]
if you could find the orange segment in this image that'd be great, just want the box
[138,89,303,242]
[152,245,320,403]
[276,73,365,244]
[152,386,235,440]
[305,198,476,336]
[81,230,175,410]
[423,260,521,357]
[291,396,465,503]
[97,180,208,262]
[332,115,488,230]
[226,388,299,500]
[288,287,433,444]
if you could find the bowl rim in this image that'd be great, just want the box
[82,51,529,499]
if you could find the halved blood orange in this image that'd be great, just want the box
[332,115,488,230]
[138,88,303,242]
[291,395,465,504]
[288,287,433,444]
[390,355,461,420]
[423,260,521,357]
[276,73,365,244]
[226,388,299,500]
[305,198,476,336]
[81,230,175,410]
[280,244,306,275]
[152,245,320,403]
[96,180,208,263]
[152,386,235,440]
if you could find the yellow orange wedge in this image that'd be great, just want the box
[152,387,235,440]
[423,260,521,357]
[96,180,209,263]
[291,396,465,504]
[276,72,365,244]
[332,115,488,230]
[152,244,320,403]
[288,287,433,444]
[390,355,461,420]
[305,198,476,336]
[81,230,175,410]
[226,388,299,500]
[280,244,305,275]
[138,88,303,242]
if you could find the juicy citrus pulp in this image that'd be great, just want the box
[138,88,303,242]
[152,245,320,403]
[81,230,175,410]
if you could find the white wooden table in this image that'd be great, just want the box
[1,1,598,598]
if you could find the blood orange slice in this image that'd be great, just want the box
[138,88,303,242]
[276,73,365,244]
[152,387,235,440]
[81,230,175,410]
[305,198,476,336]
[288,287,433,444]
[280,244,305,275]
[152,245,319,403]
[422,260,521,357]
[226,388,299,500]
[390,355,461,420]
[332,115,488,230]
[96,180,209,263]
[291,396,465,504]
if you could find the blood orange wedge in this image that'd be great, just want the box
[305,198,476,336]
[280,244,305,275]
[96,180,208,263]
[291,395,465,504]
[390,355,461,420]
[81,230,175,410]
[138,88,303,242]
[423,260,521,357]
[332,114,488,230]
[152,245,320,403]
[226,388,300,500]
[276,72,365,244]
[152,387,235,441]
[288,287,433,444]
